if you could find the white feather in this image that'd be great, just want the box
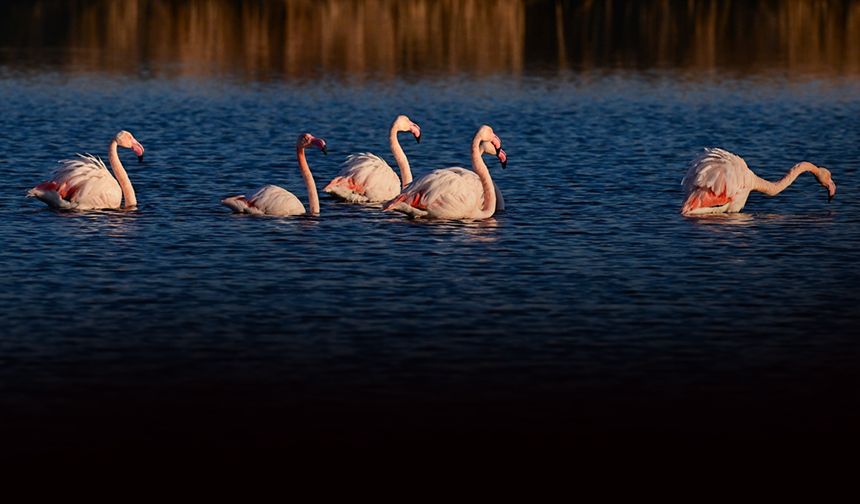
[28,153,122,210]
[389,167,497,220]
[324,152,401,203]
[682,148,755,198]
[222,184,305,216]
[681,148,757,214]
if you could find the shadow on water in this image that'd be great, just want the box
[404,217,502,243]
[29,207,143,237]
[687,211,838,227]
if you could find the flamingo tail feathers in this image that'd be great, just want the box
[682,189,732,214]
[221,195,254,213]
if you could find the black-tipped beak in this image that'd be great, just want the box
[415,134,421,144]
[137,155,144,163]
[500,159,507,169]
[322,146,328,156]
[828,192,834,203]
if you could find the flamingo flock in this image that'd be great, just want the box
[28,116,837,219]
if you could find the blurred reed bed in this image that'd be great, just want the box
[549,0,860,73]
[0,0,857,78]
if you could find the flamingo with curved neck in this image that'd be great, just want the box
[323,114,421,203]
[681,148,837,215]
[383,125,506,220]
[389,115,417,187]
[222,133,326,216]
[752,162,836,199]
[27,130,144,211]
[108,133,143,208]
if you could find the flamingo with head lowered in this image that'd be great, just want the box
[681,148,836,215]
[222,133,327,216]
[383,125,506,220]
[27,130,144,210]
[324,114,420,203]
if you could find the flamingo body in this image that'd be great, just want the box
[222,184,306,216]
[28,154,123,210]
[323,153,400,203]
[222,133,326,217]
[325,115,420,204]
[681,148,757,215]
[385,167,504,219]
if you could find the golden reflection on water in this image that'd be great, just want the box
[32,0,526,78]
[557,0,860,73]
[2,0,858,77]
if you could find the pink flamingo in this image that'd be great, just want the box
[222,133,327,216]
[27,130,144,210]
[681,148,836,215]
[383,125,506,220]
[323,114,420,203]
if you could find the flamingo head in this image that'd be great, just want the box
[297,133,327,155]
[815,166,836,202]
[480,141,508,169]
[475,125,501,151]
[115,130,145,163]
[394,115,421,143]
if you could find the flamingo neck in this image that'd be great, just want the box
[108,140,137,208]
[390,127,413,187]
[753,162,818,196]
[471,137,496,219]
[297,146,320,215]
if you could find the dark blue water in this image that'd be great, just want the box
[1,68,859,457]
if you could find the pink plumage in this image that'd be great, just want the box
[28,131,144,210]
[384,125,506,220]
[222,133,327,217]
[681,147,836,215]
[324,115,420,204]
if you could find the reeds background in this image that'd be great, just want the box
[1,0,858,77]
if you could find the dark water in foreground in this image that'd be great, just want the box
[1,67,859,457]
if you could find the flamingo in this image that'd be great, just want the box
[383,125,506,220]
[681,148,837,215]
[221,133,327,216]
[323,114,420,203]
[27,130,144,210]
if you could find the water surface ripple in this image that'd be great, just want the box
[1,70,859,450]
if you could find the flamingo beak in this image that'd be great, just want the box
[410,124,421,144]
[491,135,502,151]
[497,148,507,169]
[827,181,836,202]
[132,140,145,163]
[310,138,327,155]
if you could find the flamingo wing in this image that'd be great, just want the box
[28,154,121,210]
[323,153,400,203]
[222,184,305,216]
[681,148,755,214]
[385,167,484,219]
